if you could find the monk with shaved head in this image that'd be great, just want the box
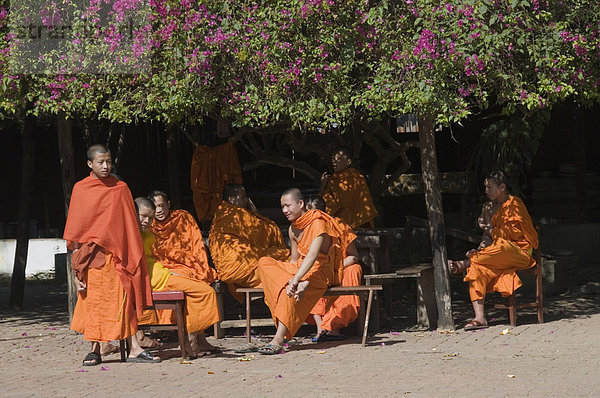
[209,184,289,302]
[65,144,160,365]
[255,188,344,354]
[135,197,221,357]
[306,196,362,341]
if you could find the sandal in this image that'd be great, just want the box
[235,343,263,354]
[82,352,102,366]
[464,320,488,331]
[258,343,284,355]
[126,350,162,363]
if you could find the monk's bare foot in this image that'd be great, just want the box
[464,319,488,331]
[293,281,310,301]
[99,342,119,356]
[189,333,220,357]
[136,330,161,349]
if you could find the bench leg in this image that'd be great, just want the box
[507,295,516,327]
[246,292,252,343]
[357,292,366,336]
[417,267,438,330]
[213,290,225,339]
[362,290,374,347]
[175,301,187,360]
[365,279,380,333]
[119,339,128,362]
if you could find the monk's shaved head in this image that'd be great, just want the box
[281,187,304,202]
[333,146,352,158]
[148,190,169,203]
[135,196,155,211]
[87,144,111,161]
[306,196,326,211]
[223,184,245,201]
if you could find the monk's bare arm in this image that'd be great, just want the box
[343,241,359,267]
[289,233,330,287]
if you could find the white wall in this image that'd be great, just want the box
[0,239,67,276]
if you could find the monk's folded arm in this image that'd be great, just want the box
[290,234,325,285]
[343,242,359,267]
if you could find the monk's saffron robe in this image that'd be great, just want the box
[139,231,220,333]
[209,201,289,302]
[321,167,378,229]
[191,141,243,221]
[149,209,218,284]
[65,173,152,342]
[464,195,539,301]
[257,210,344,339]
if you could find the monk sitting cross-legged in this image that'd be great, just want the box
[255,188,345,355]
[448,171,539,331]
[65,144,160,365]
[148,190,218,284]
[306,196,362,342]
[209,184,290,302]
[320,147,378,229]
[135,197,221,357]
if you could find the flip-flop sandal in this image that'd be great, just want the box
[126,350,162,363]
[258,343,283,355]
[464,320,488,331]
[82,352,102,366]
[234,343,262,354]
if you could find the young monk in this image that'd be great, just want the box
[64,144,160,365]
[320,147,378,229]
[209,184,289,302]
[135,197,221,357]
[255,188,344,355]
[148,191,217,284]
[306,197,362,341]
[448,171,539,330]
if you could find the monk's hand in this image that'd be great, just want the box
[75,278,87,292]
[286,278,299,297]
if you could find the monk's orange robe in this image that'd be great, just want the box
[149,209,218,284]
[209,201,290,302]
[311,219,363,330]
[140,231,220,333]
[191,141,243,221]
[64,173,152,342]
[321,167,378,229]
[464,195,539,301]
[257,210,344,339]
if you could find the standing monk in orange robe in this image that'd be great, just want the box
[135,197,221,357]
[320,147,378,229]
[148,191,218,284]
[448,171,539,330]
[209,184,289,302]
[307,197,362,341]
[64,145,160,366]
[256,188,344,355]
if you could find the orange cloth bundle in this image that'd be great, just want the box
[191,141,243,221]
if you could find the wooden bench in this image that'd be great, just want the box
[363,263,438,330]
[120,290,188,361]
[236,285,383,347]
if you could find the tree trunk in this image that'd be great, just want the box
[8,113,36,309]
[419,116,454,330]
[57,112,78,321]
[166,126,182,208]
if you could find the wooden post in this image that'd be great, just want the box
[166,126,182,208]
[57,112,78,321]
[9,111,35,309]
[418,116,454,330]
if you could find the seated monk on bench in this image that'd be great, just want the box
[148,190,217,284]
[136,197,221,357]
[307,196,362,342]
[209,184,290,302]
[320,147,378,229]
[448,171,539,330]
[256,188,345,354]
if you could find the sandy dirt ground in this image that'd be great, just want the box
[1,282,600,398]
